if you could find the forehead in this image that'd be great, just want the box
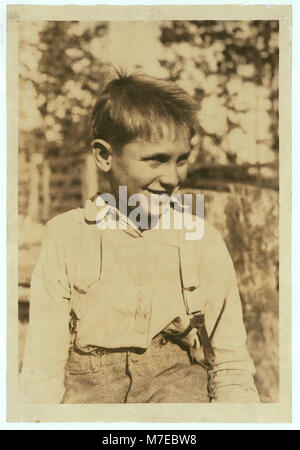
[147,120,191,143]
[122,125,191,157]
[124,134,190,158]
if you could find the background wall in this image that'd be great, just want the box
[18,20,279,402]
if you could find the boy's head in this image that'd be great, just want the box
[89,70,199,213]
[89,70,199,153]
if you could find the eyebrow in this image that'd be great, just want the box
[177,151,191,159]
[140,150,191,160]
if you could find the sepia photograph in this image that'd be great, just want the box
[6,4,292,423]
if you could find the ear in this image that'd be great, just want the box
[91,139,112,173]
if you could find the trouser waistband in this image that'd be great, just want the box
[63,331,209,404]
[72,330,171,356]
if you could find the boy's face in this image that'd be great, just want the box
[109,130,191,215]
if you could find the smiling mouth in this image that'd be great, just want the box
[146,189,170,196]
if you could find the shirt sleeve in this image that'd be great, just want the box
[207,242,260,403]
[19,222,71,404]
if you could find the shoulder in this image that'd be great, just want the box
[202,220,228,253]
[177,204,230,261]
[45,208,84,243]
[47,207,84,229]
[193,219,235,279]
[179,209,234,271]
[41,209,85,281]
[182,213,229,255]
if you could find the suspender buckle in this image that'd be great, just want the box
[190,311,215,369]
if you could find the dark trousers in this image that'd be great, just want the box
[62,334,209,403]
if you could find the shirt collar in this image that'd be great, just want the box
[84,193,142,237]
[84,192,186,237]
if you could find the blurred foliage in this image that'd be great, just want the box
[19,21,279,174]
[19,22,111,215]
[159,21,279,166]
[25,22,109,157]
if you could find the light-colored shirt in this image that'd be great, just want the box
[19,195,260,403]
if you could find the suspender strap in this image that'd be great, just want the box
[190,312,215,368]
[70,217,102,327]
[179,238,216,368]
[73,219,102,294]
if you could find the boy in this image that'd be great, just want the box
[19,72,259,403]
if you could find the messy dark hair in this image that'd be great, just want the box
[89,69,199,153]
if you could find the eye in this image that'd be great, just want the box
[176,153,189,167]
[146,155,169,163]
[142,154,169,167]
[147,160,163,168]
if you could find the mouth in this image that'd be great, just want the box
[146,188,171,196]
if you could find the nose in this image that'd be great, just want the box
[159,164,181,192]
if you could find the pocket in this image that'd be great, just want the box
[131,339,191,378]
[65,348,102,375]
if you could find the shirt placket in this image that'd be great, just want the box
[130,238,153,340]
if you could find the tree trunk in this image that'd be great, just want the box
[27,153,42,220]
[42,160,51,222]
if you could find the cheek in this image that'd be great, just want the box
[178,165,189,181]
[129,165,156,186]
[116,165,153,192]
[112,161,140,184]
